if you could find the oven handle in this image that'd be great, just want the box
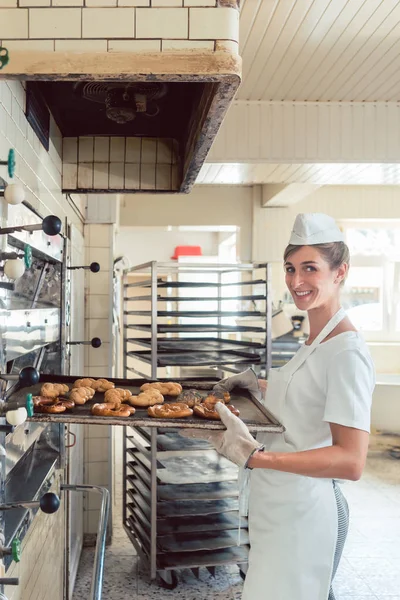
[61,484,110,600]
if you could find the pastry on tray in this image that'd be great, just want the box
[40,383,69,399]
[203,390,231,405]
[91,403,135,417]
[33,396,75,414]
[69,386,95,405]
[73,378,115,392]
[140,382,182,396]
[176,389,204,408]
[147,403,193,419]
[123,390,164,407]
[193,402,239,421]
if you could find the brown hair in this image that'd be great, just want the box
[283,242,350,284]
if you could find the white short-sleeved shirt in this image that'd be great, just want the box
[275,331,376,452]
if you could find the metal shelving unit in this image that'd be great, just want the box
[123,261,272,380]
[121,261,272,588]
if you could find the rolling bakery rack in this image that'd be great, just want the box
[121,261,274,588]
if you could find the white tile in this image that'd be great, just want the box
[156,138,173,163]
[63,137,78,163]
[141,137,157,163]
[93,137,110,162]
[110,137,125,162]
[63,163,78,189]
[82,7,134,38]
[109,162,124,189]
[140,163,156,189]
[86,462,109,486]
[185,0,215,4]
[88,342,110,367]
[78,163,93,189]
[0,0,17,6]
[0,9,28,39]
[136,7,188,39]
[171,163,180,189]
[93,163,109,189]
[88,317,110,343]
[52,0,83,5]
[84,423,110,439]
[124,163,140,189]
[20,0,50,5]
[55,39,107,51]
[156,164,172,190]
[117,0,148,4]
[162,39,214,51]
[108,39,161,52]
[29,8,81,38]
[189,6,239,41]
[87,271,111,295]
[79,137,94,162]
[88,292,110,318]
[86,0,116,5]
[125,137,141,162]
[152,0,182,5]
[89,224,113,247]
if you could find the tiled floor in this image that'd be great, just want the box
[73,434,400,600]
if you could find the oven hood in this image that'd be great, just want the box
[12,51,241,194]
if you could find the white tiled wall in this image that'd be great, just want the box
[4,474,64,600]
[0,2,239,52]
[83,222,115,535]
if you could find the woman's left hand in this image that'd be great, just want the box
[180,403,262,468]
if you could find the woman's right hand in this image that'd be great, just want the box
[258,379,268,394]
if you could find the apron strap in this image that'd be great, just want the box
[286,307,346,374]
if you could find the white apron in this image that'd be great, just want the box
[242,308,346,600]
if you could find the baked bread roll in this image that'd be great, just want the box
[203,390,231,405]
[140,382,182,396]
[40,383,69,399]
[91,403,134,418]
[69,386,95,405]
[105,388,132,403]
[33,396,75,413]
[193,402,239,420]
[124,390,164,407]
[73,378,115,392]
[147,403,193,419]
[176,389,203,408]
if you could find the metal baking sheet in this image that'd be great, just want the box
[125,294,266,302]
[157,529,249,553]
[125,310,265,318]
[157,480,239,501]
[158,545,249,570]
[127,323,266,333]
[127,349,261,367]
[10,375,284,432]
[157,511,247,535]
[128,337,264,351]
[125,279,266,289]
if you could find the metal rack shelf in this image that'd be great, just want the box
[122,261,273,588]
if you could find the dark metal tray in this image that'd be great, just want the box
[126,349,261,367]
[127,323,266,333]
[127,337,264,351]
[125,294,266,302]
[125,310,266,318]
[125,279,266,289]
[10,375,283,432]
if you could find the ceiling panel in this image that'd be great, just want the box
[198,162,400,185]
[238,0,400,101]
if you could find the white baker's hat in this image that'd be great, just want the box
[289,213,344,245]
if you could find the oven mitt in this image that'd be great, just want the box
[213,367,263,402]
[180,403,263,468]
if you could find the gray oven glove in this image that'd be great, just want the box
[213,367,262,402]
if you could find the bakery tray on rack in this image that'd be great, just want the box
[127,323,266,333]
[125,279,266,289]
[127,337,264,351]
[124,294,266,302]
[126,349,261,367]
[10,375,284,432]
[125,310,266,318]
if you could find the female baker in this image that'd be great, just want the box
[184,212,376,600]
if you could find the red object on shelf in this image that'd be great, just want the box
[171,245,202,259]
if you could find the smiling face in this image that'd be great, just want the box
[284,245,347,312]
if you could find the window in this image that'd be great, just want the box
[339,220,400,341]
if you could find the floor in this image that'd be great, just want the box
[73,433,400,600]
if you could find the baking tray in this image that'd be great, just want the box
[127,337,265,351]
[127,323,266,333]
[125,279,266,289]
[124,294,266,302]
[126,349,261,367]
[9,375,284,432]
[125,310,266,318]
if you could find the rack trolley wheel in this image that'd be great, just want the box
[157,570,178,590]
